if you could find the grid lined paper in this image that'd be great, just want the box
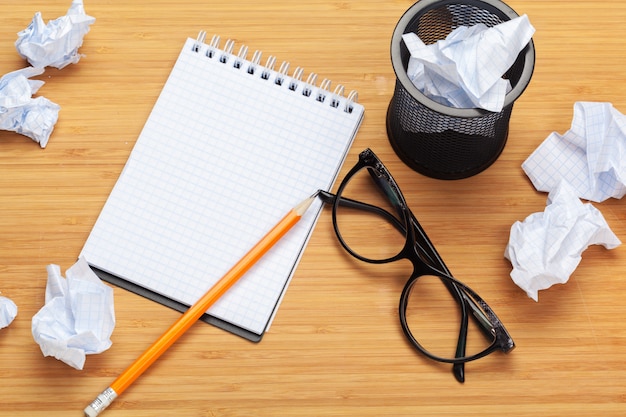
[80,36,364,338]
[522,101,626,203]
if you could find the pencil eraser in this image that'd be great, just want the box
[84,387,117,417]
[84,405,98,417]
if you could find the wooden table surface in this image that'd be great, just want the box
[1,1,625,416]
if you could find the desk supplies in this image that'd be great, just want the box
[80,32,364,341]
[84,194,319,417]
[387,0,535,180]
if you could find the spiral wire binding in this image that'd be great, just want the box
[248,50,262,75]
[234,45,248,69]
[317,79,332,104]
[261,56,276,80]
[193,30,207,52]
[205,34,220,58]
[276,61,290,86]
[192,32,359,113]
[220,39,235,63]
[303,73,318,97]
[345,90,358,114]
[289,67,304,91]
[331,85,345,108]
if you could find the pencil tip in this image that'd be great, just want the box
[294,192,319,215]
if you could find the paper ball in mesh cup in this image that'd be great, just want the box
[387,0,535,180]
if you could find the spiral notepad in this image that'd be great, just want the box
[80,32,364,342]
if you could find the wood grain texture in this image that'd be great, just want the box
[1,1,625,416]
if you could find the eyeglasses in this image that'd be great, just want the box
[319,148,514,382]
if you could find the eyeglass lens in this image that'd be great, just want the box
[403,275,497,361]
[334,165,407,261]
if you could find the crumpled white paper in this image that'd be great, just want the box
[523,101,626,203]
[504,181,621,301]
[15,0,95,69]
[0,295,18,329]
[402,14,534,111]
[32,258,115,370]
[0,66,60,147]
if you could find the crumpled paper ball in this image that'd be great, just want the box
[0,295,18,329]
[15,0,96,69]
[504,181,621,301]
[0,66,60,147]
[32,258,115,370]
[523,101,626,203]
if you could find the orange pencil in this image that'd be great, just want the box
[84,193,318,417]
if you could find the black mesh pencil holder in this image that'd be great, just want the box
[386,0,535,180]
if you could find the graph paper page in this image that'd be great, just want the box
[80,37,364,338]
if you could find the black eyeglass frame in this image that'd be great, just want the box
[319,148,514,378]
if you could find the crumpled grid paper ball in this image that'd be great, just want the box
[0,67,60,148]
[31,258,115,370]
[523,101,626,203]
[15,0,96,69]
[504,181,621,301]
[0,295,18,329]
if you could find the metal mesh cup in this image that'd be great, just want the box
[386,0,535,180]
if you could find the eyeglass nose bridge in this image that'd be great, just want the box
[400,230,451,279]
[406,252,441,277]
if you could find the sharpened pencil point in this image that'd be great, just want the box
[293,192,319,216]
